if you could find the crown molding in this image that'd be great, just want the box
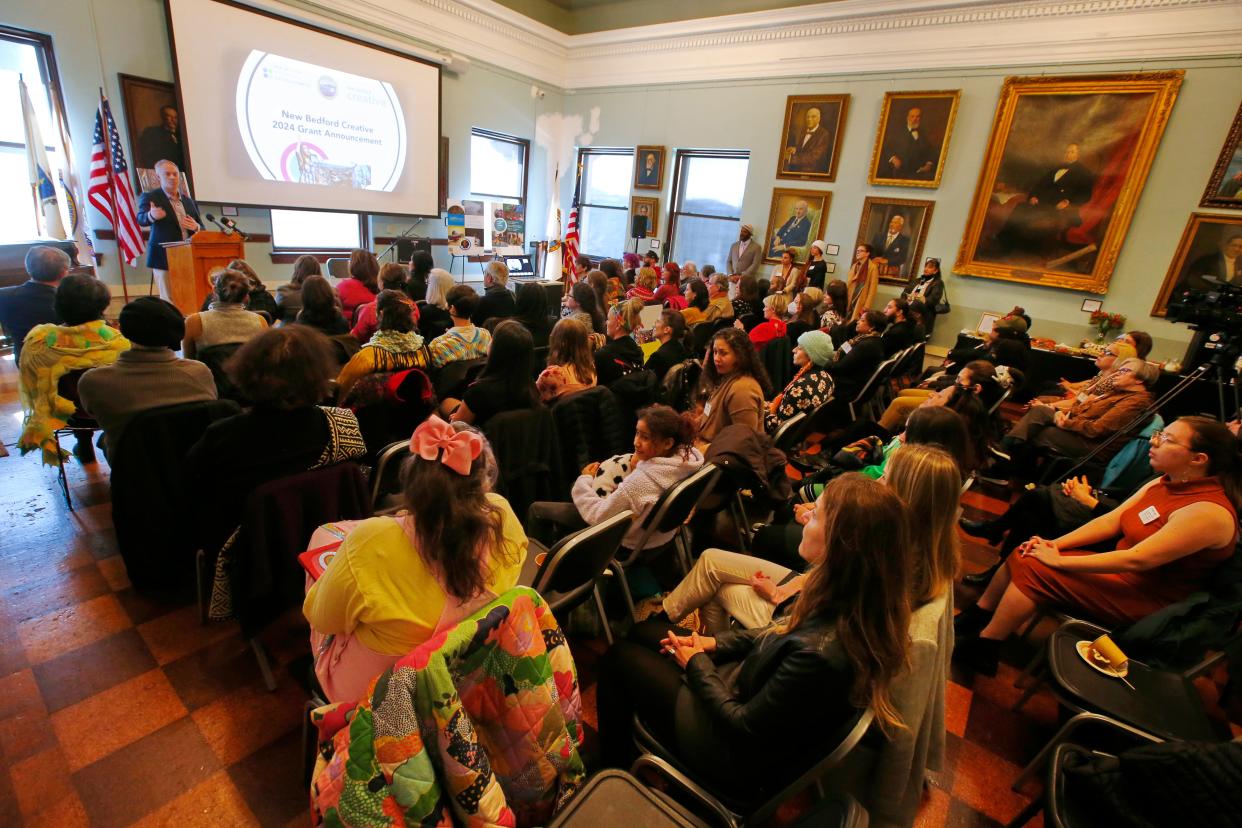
[263,0,1242,91]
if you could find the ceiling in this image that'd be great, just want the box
[491,0,837,34]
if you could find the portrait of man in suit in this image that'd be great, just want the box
[777,95,848,181]
[768,200,812,257]
[882,108,937,180]
[634,146,665,189]
[763,189,830,265]
[1180,231,1242,292]
[855,196,933,284]
[870,91,959,187]
[870,214,912,275]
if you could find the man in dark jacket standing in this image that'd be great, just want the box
[473,260,517,326]
[0,245,68,362]
[136,160,201,302]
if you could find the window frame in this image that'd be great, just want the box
[667,148,751,266]
[469,127,529,203]
[575,146,635,258]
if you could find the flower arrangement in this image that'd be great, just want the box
[1089,310,1126,341]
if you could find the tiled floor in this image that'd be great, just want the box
[0,353,1236,827]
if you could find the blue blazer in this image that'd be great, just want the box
[136,188,202,270]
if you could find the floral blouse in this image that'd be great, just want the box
[764,367,835,433]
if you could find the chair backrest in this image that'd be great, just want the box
[1100,414,1163,492]
[848,353,901,417]
[532,345,549,377]
[370,439,410,506]
[761,336,793,390]
[690,322,715,356]
[433,356,487,400]
[986,384,1012,416]
[771,412,808,453]
[328,333,361,367]
[195,343,245,402]
[638,305,663,330]
[624,464,722,558]
[533,510,633,609]
[325,257,350,281]
[484,407,560,521]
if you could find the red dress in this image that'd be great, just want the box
[1008,476,1238,626]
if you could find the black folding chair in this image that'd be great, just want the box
[369,440,410,509]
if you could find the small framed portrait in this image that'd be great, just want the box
[854,196,935,285]
[868,90,960,188]
[1200,100,1242,210]
[763,188,831,265]
[118,74,188,192]
[956,71,1182,294]
[1081,298,1104,313]
[825,243,840,256]
[825,262,837,274]
[776,94,849,182]
[630,195,660,238]
[1150,213,1242,316]
[634,145,665,190]
[977,312,1004,334]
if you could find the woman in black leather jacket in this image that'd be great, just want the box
[598,473,913,790]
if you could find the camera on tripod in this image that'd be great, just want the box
[1166,277,1242,330]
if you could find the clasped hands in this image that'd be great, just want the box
[661,630,716,669]
[1017,535,1063,567]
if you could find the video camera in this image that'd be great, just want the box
[1166,277,1242,330]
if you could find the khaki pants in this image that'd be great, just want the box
[152,268,172,302]
[878,388,936,432]
[662,548,792,633]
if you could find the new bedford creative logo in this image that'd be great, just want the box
[318,75,338,98]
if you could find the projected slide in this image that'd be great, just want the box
[235,50,407,191]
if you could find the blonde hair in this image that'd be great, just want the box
[426,268,454,309]
[637,267,659,291]
[885,444,961,605]
[612,297,644,333]
[797,287,824,322]
[764,293,790,317]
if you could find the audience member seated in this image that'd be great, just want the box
[879,359,999,434]
[598,473,913,790]
[351,263,413,343]
[1048,339,1135,402]
[765,330,835,433]
[731,274,763,328]
[585,269,610,316]
[768,250,802,297]
[900,257,947,335]
[417,268,454,341]
[785,286,822,343]
[1001,357,1157,474]
[295,274,350,336]
[703,274,735,324]
[335,248,380,317]
[943,315,1030,375]
[473,260,517,326]
[205,258,276,321]
[303,415,525,702]
[693,327,769,449]
[78,297,216,457]
[741,293,788,349]
[627,267,659,304]
[600,258,626,306]
[595,299,645,385]
[622,252,640,283]
[956,416,1241,676]
[0,245,67,363]
[536,318,597,403]
[653,262,682,307]
[513,281,552,348]
[881,297,922,356]
[561,281,605,334]
[528,404,704,550]
[681,261,700,284]
[819,278,850,333]
[1118,329,1153,360]
[428,285,492,370]
[680,280,710,326]
[183,269,269,359]
[826,309,887,402]
[644,310,689,383]
[274,254,320,324]
[336,290,429,399]
[405,250,434,303]
[18,274,129,464]
[449,320,541,427]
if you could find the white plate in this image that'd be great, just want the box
[1076,640,1129,679]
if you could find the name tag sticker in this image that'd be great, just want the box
[703,402,712,417]
[840,342,853,354]
[1138,506,1160,525]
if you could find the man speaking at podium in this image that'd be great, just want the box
[136,159,201,301]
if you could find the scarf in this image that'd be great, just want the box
[18,321,131,464]
[366,328,424,352]
[770,361,812,414]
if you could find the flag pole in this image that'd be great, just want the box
[98,88,130,303]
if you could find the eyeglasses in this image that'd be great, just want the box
[1150,430,1187,448]
[1113,367,1133,375]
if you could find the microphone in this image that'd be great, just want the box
[218,215,249,240]
[204,213,230,234]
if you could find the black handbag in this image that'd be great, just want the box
[934,281,950,315]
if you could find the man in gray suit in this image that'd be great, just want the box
[726,224,762,278]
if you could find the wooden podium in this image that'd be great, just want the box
[163,231,245,316]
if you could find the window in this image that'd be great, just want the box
[668,150,750,273]
[0,27,69,244]
[470,129,528,201]
[576,148,634,257]
[269,209,363,251]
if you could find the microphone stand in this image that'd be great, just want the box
[379,217,423,263]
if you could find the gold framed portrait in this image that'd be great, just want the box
[634,145,665,190]
[955,71,1183,294]
[868,90,960,188]
[1150,213,1242,316]
[630,195,660,238]
[763,188,831,265]
[855,196,936,286]
[1201,100,1242,210]
[775,94,849,182]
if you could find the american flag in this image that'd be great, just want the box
[562,192,580,284]
[87,98,145,266]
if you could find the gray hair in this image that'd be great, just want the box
[426,268,455,309]
[25,245,71,283]
[1120,357,1160,388]
[484,259,509,286]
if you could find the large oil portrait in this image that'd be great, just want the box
[956,72,1183,294]
[1150,213,1242,316]
[763,188,830,265]
[855,197,935,286]
[775,94,849,182]
[1200,99,1242,210]
[868,90,960,188]
[119,74,189,193]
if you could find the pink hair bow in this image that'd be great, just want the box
[410,415,483,476]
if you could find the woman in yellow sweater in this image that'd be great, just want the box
[335,290,430,400]
[303,416,526,702]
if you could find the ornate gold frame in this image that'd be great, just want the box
[633,145,665,190]
[762,188,831,266]
[1149,212,1242,317]
[775,94,850,183]
[1200,99,1242,210]
[630,195,660,238]
[955,71,1183,294]
[867,90,960,189]
[854,196,936,286]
